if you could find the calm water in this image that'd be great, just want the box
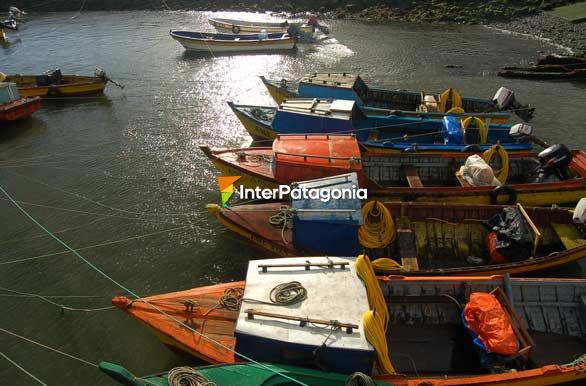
[0,11,585,385]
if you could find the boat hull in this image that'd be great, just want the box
[5,75,107,98]
[170,31,296,53]
[0,97,40,121]
[209,18,314,35]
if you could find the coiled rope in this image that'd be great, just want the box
[358,201,396,249]
[345,371,376,386]
[270,281,307,305]
[203,287,244,316]
[371,258,405,272]
[268,206,293,244]
[167,366,216,386]
[355,255,396,375]
[482,144,510,184]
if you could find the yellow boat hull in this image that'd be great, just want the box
[3,74,107,98]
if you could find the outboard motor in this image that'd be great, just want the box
[508,123,549,148]
[534,144,573,183]
[493,87,535,122]
[572,198,586,238]
[45,69,63,84]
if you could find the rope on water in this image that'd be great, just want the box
[0,327,98,368]
[0,351,47,386]
[0,184,308,386]
[345,372,376,386]
[168,366,216,386]
[0,286,114,312]
[268,206,293,244]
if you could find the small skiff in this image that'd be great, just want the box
[206,200,586,275]
[112,256,586,386]
[99,361,390,386]
[200,134,586,206]
[227,99,534,152]
[0,69,108,98]
[209,17,315,35]
[169,30,296,53]
[0,82,40,121]
[260,73,535,122]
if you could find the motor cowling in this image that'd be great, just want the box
[534,144,573,183]
[492,87,535,122]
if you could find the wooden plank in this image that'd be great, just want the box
[404,165,423,188]
[401,257,420,272]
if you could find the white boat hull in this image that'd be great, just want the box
[172,36,296,53]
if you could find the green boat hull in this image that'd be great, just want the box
[99,361,393,386]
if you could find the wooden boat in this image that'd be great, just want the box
[200,134,586,206]
[112,256,586,386]
[206,200,586,275]
[227,99,534,152]
[169,30,296,53]
[0,69,108,97]
[498,67,586,82]
[209,17,315,35]
[260,73,535,122]
[0,82,40,121]
[99,361,390,386]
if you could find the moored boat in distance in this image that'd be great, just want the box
[99,361,388,386]
[112,256,586,385]
[169,30,296,53]
[209,17,317,35]
[227,98,534,152]
[260,72,535,122]
[0,69,110,97]
[200,134,586,206]
[0,82,40,121]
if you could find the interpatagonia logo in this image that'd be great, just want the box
[217,176,241,207]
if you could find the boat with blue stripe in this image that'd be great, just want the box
[228,98,533,153]
[169,30,296,53]
[260,72,535,122]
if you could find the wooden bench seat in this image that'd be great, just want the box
[551,223,586,250]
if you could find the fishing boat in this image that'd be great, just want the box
[209,17,316,35]
[498,67,586,82]
[200,134,586,206]
[0,69,112,98]
[206,195,586,275]
[227,99,534,152]
[112,256,586,385]
[100,361,389,386]
[169,30,296,53]
[260,72,535,122]
[0,82,40,121]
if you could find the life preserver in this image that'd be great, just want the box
[490,185,517,205]
[231,25,241,34]
[462,116,488,144]
[438,88,462,113]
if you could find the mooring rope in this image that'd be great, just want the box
[0,351,47,386]
[0,286,114,312]
[268,206,293,244]
[0,184,308,386]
